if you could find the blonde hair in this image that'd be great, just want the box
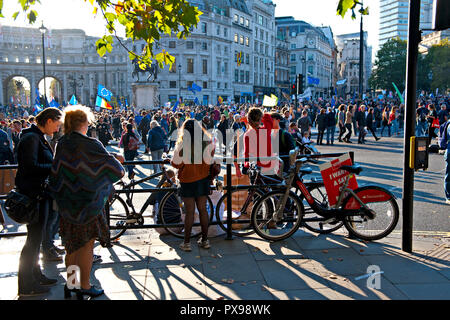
[62,105,95,134]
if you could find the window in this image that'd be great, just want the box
[258,15,263,25]
[203,81,208,89]
[245,19,249,28]
[246,54,249,64]
[234,33,238,43]
[245,37,249,46]
[224,46,228,54]
[170,81,177,88]
[290,66,296,74]
[201,22,207,34]
[216,25,220,36]
[187,41,194,49]
[245,71,249,83]
[169,41,176,48]
[47,58,51,64]
[224,83,228,89]
[187,81,193,88]
[254,57,258,69]
[291,54,296,61]
[240,16,244,25]
[234,14,239,23]
[25,57,29,63]
[217,82,221,89]
[224,28,228,37]
[291,43,296,49]
[235,70,239,82]
[240,70,244,82]
[224,61,228,74]
[187,58,194,73]
[202,59,208,74]
[56,59,60,64]
[254,73,258,84]
[217,60,221,74]
[202,42,207,50]
[308,65,314,74]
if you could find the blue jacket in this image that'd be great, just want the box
[147,126,166,151]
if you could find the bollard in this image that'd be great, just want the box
[226,161,233,240]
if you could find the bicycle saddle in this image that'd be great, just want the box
[340,164,363,175]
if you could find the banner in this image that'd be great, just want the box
[97,84,112,101]
[319,153,358,207]
[262,95,277,107]
[298,87,312,99]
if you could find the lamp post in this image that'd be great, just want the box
[39,21,47,105]
[67,74,84,102]
[178,63,182,101]
[103,56,107,87]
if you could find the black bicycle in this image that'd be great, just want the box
[108,159,214,240]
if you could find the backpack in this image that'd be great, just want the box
[128,135,140,150]
[438,121,450,150]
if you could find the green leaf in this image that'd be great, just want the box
[12,11,19,20]
[337,0,357,18]
[98,45,107,57]
[27,10,37,23]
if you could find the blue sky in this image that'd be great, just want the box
[0,0,380,60]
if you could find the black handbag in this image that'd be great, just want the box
[4,189,39,225]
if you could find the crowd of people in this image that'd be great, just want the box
[0,91,449,298]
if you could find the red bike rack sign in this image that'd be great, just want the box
[319,153,358,206]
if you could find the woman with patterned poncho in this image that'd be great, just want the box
[49,105,125,300]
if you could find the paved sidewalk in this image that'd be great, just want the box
[0,229,449,300]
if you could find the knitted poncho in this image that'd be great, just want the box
[49,132,125,225]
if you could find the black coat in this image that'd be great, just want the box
[316,114,327,131]
[366,113,375,129]
[326,111,336,127]
[355,111,366,127]
[15,124,53,198]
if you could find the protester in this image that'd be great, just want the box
[120,123,140,179]
[171,119,215,252]
[49,105,124,300]
[343,105,353,143]
[16,107,63,296]
[326,107,336,145]
[316,108,327,145]
[147,120,167,174]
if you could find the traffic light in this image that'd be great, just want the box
[433,0,450,31]
[297,74,304,94]
[291,83,297,95]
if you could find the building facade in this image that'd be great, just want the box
[275,16,334,99]
[335,32,372,96]
[379,0,433,46]
[274,37,290,100]
[419,29,450,53]
[0,24,130,107]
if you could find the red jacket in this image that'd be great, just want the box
[244,113,273,168]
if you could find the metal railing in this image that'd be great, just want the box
[0,152,352,239]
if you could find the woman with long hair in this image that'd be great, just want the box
[171,119,215,251]
[120,123,140,179]
[366,107,380,141]
[380,107,391,137]
[337,104,346,142]
[389,106,399,136]
[343,105,353,143]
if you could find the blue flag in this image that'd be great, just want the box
[95,95,103,107]
[49,99,60,109]
[331,97,336,107]
[69,95,78,105]
[172,100,179,112]
[191,83,202,92]
[35,88,41,106]
[194,97,200,105]
[98,84,112,101]
[33,104,43,115]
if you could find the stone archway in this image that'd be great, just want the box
[3,75,32,107]
[38,76,63,104]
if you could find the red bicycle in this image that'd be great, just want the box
[251,153,399,241]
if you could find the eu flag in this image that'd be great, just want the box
[98,84,112,101]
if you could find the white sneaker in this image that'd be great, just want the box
[197,238,211,249]
[179,242,192,252]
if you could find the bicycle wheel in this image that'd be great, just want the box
[215,189,268,236]
[300,184,344,234]
[159,190,214,239]
[342,186,399,241]
[108,195,129,240]
[251,190,304,241]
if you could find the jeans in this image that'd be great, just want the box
[18,199,49,292]
[338,123,346,141]
[344,123,352,141]
[317,129,325,145]
[380,124,391,137]
[326,126,336,144]
[445,150,450,200]
[151,149,164,173]
[41,206,60,252]
[416,121,428,137]
[391,119,399,135]
[124,149,138,178]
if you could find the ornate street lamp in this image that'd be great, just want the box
[39,21,47,105]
